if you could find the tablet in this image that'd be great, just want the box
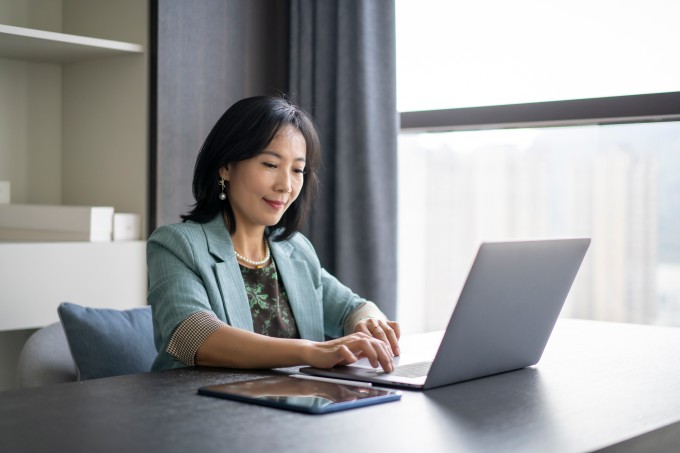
[198,375,402,414]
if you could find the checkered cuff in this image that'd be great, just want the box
[343,301,388,336]
[166,311,226,366]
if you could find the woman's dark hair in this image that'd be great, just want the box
[181,95,320,241]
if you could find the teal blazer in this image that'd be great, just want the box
[147,214,366,370]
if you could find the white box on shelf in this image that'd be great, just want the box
[0,181,9,203]
[0,204,114,242]
[113,213,141,241]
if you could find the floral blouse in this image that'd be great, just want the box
[239,259,300,339]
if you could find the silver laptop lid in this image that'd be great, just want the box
[423,238,590,389]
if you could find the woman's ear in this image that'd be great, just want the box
[219,165,230,181]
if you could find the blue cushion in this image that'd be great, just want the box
[57,302,157,380]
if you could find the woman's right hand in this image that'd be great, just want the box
[303,333,395,372]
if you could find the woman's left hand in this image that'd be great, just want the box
[354,319,401,357]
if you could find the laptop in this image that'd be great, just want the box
[300,238,591,390]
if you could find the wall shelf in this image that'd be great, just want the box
[0,24,143,63]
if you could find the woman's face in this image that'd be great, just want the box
[220,125,307,232]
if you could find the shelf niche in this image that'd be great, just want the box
[0,0,148,234]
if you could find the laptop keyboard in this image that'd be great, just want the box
[387,361,432,378]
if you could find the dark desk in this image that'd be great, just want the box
[2,319,680,453]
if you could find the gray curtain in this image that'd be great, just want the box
[153,0,289,230]
[289,0,398,319]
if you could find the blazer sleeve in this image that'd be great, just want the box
[288,233,369,340]
[320,268,371,339]
[147,225,216,367]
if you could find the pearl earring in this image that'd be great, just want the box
[218,178,227,200]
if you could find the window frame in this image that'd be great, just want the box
[399,92,680,132]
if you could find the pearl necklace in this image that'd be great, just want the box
[234,240,270,268]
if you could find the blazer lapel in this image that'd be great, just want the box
[202,215,253,331]
[270,239,324,341]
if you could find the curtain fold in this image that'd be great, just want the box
[289,0,398,319]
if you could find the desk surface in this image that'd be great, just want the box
[1,319,680,453]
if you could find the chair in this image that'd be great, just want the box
[16,322,77,388]
[16,303,157,387]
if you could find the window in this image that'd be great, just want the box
[396,0,680,334]
[396,0,680,112]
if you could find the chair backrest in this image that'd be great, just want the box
[16,322,77,388]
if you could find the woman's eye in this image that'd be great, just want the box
[294,168,306,175]
[262,162,277,169]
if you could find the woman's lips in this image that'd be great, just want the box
[264,199,286,210]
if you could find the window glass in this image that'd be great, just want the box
[397,0,680,112]
[397,121,680,333]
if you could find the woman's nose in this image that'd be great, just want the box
[275,172,292,193]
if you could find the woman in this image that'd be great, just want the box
[147,96,400,373]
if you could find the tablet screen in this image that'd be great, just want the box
[198,375,401,414]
